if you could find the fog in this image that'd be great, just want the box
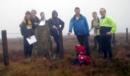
[0,0,130,38]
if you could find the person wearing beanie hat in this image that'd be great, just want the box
[47,10,64,59]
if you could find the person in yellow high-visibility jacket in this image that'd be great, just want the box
[99,8,117,59]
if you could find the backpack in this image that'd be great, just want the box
[72,44,91,65]
[78,54,91,64]
[75,44,86,53]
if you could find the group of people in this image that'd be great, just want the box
[20,9,64,59]
[90,8,116,59]
[20,7,116,60]
[69,7,116,59]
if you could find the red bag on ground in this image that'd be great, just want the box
[75,44,86,53]
[78,54,91,64]
[74,44,91,65]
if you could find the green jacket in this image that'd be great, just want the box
[100,16,117,33]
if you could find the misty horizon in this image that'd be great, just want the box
[0,0,129,38]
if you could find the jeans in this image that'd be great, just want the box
[100,35,112,59]
[94,35,102,54]
[51,30,64,58]
[23,38,33,58]
[100,27,112,59]
[76,35,90,56]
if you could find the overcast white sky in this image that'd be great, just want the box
[0,0,130,38]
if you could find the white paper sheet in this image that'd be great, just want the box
[26,35,37,45]
[39,21,45,26]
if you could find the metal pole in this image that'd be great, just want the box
[59,30,64,58]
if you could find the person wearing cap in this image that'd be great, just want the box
[20,11,35,58]
[90,12,101,54]
[68,7,90,56]
[99,8,117,59]
[31,9,40,29]
[47,10,64,59]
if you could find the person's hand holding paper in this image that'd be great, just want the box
[26,35,37,45]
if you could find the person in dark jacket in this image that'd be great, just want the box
[68,7,90,56]
[47,10,64,59]
[20,11,35,58]
[31,9,40,29]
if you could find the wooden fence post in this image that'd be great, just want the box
[126,28,128,43]
[59,30,64,58]
[1,30,9,66]
[112,33,116,47]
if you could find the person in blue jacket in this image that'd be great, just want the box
[68,7,90,56]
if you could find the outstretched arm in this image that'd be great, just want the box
[69,18,74,33]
